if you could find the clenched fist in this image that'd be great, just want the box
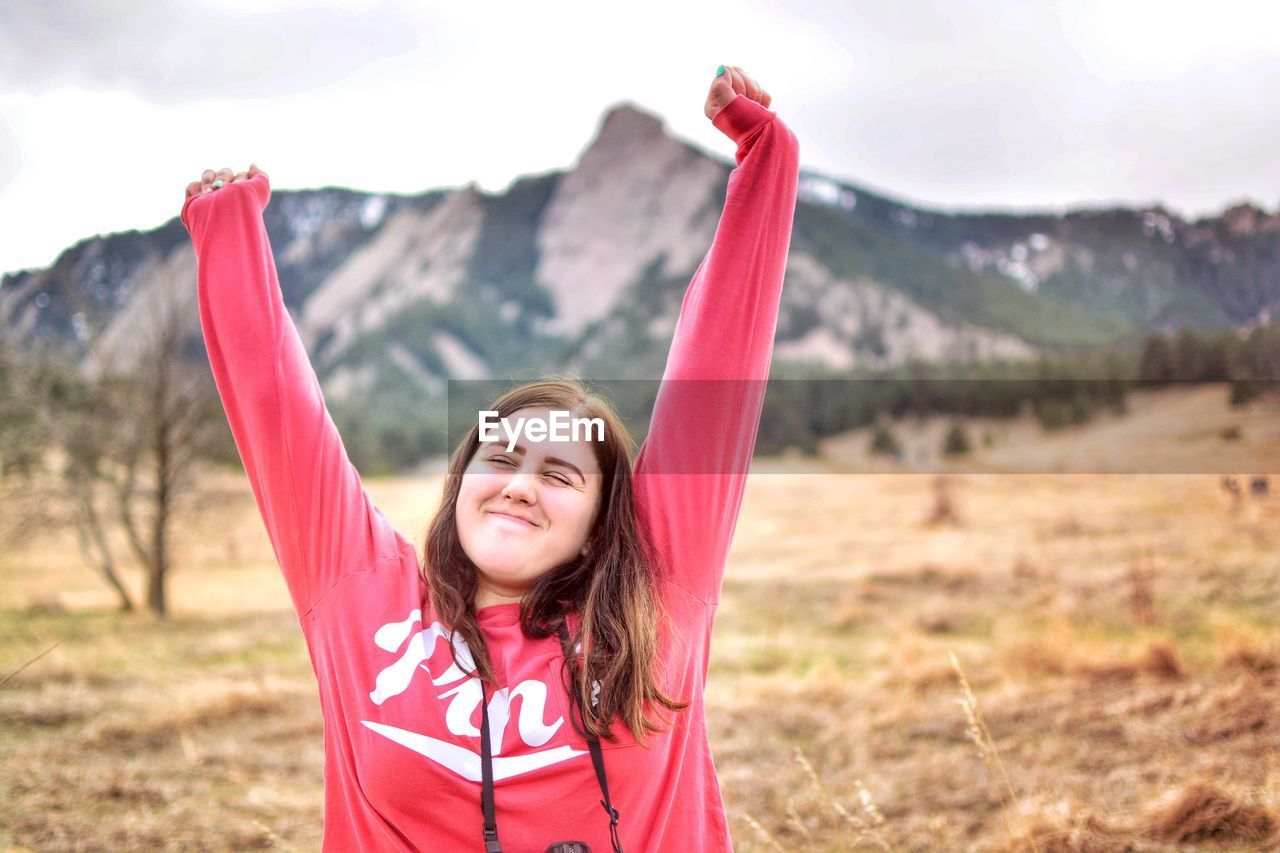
[704,65,772,123]
[184,163,267,203]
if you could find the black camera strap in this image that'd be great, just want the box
[477,620,623,853]
[480,682,501,853]
[556,620,623,853]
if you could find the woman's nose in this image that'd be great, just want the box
[499,471,537,503]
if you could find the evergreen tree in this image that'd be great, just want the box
[1138,332,1175,385]
[869,419,902,457]
[943,421,971,456]
[1172,326,1205,381]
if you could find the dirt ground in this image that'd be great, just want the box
[3,387,1279,851]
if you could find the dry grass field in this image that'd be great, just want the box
[3,385,1279,851]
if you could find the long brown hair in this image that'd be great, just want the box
[421,377,689,745]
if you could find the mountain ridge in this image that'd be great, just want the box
[3,100,1277,399]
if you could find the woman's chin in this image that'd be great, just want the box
[483,569,526,587]
[471,555,536,589]
[462,540,573,592]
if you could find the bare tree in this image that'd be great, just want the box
[0,337,137,610]
[1,252,228,616]
[0,344,61,548]
[94,268,227,617]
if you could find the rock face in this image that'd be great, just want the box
[533,104,726,336]
[4,100,1279,408]
[298,188,487,362]
[774,253,1035,370]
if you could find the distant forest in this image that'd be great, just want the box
[750,322,1280,456]
[2,323,1276,477]
[314,321,1280,470]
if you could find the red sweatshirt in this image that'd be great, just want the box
[181,93,799,852]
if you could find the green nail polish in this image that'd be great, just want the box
[716,65,726,77]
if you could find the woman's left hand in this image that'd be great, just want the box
[704,65,771,122]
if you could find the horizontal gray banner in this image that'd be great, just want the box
[444,379,1280,474]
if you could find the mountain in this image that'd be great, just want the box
[3,98,1278,461]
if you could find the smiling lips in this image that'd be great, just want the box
[487,510,539,528]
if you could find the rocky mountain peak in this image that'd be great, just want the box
[530,99,725,336]
[584,102,669,161]
[1221,201,1274,237]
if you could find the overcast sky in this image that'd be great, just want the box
[2,0,1278,276]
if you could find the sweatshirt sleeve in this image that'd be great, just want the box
[632,94,800,606]
[181,175,400,622]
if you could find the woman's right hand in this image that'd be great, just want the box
[705,65,771,123]
[184,163,267,202]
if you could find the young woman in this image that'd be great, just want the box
[181,65,799,852]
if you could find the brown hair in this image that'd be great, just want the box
[420,377,689,745]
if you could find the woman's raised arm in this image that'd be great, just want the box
[632,68,801,607]
[181,167,401,624]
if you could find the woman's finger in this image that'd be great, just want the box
[726,66,745,97]
[734,66,760,101]
[215,167,234,184]
[186,180,202,199]
[233,171,249,182]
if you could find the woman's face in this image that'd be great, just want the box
[456,406,604,606]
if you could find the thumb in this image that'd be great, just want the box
[705,65,738,122]
[712,64,736,97]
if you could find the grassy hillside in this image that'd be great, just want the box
[2,387,1279,849]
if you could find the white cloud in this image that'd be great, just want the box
[0,115,18,193]
[0,0,427,102]
[1,0,1278,276]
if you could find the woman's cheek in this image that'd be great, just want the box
[566,487,602,539]
[459,471,500,503]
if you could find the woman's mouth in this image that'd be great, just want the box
[487,510,537,528]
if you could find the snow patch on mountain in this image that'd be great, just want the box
[299,187,486,362]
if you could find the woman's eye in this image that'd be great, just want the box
[484,455,573,485]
